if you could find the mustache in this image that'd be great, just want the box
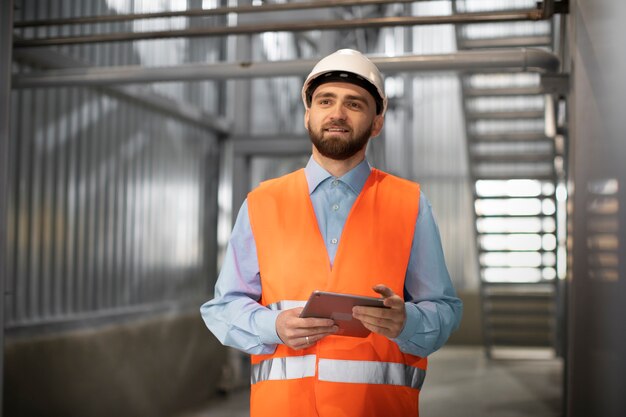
[322,121,350,130]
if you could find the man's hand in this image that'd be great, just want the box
[352,285,406,339]
[276,308,338,350]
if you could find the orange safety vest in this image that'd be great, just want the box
[247,168,427,417]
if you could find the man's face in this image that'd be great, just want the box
[305,82,384,161]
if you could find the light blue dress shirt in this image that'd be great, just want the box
[201,157,462,357]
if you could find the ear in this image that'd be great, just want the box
[304,108,310,130]
[370,114,385,138]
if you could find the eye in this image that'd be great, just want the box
[347,101,362,109]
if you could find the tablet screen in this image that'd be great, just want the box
[299,290,388,337]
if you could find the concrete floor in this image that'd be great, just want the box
[180,345,563,417]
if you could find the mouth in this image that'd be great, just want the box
[324,125,350,134]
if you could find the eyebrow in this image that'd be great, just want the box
[313,91,370,106]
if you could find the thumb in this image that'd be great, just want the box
[372,285,394,298]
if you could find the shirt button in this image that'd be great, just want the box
[331,179,339,186]
[332,204,339,211]
[331,238,338,244]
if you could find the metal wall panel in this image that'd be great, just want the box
[8,0,221,332]
[7,85,219,330]
[567,1,626,415]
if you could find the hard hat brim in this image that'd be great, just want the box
[304,71,384,115]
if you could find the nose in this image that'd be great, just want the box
[329,102,347,120]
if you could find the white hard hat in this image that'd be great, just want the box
[302,49,387,115]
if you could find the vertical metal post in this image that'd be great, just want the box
[229,1,253,224]
[0,2,14,416]
[222,0,253,392]
[567,1,626,416]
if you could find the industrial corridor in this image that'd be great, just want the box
[1,1,624,416]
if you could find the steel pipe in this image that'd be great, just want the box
[12,48,560,88]
[14,0,416,27]
[14,9,549,48]
[13,48,230,133]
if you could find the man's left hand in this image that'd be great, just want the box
[352,285,406,339]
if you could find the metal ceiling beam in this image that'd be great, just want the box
[14,9,554,48]
[466,110,545,120]
[459,36,552,49]
[465,86,544,97]
[14,0,416,27]
[13,48,230,134]
[13,48,560,88]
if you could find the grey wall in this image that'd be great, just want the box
[567,1,626,416]
[5,311,225,417]
[4,2,228,416]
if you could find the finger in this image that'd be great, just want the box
[353,303,404,319]
[304,332,332,345]
[372,286,404,308]
[289,326,339,342]
[383,296,405,309]
[372,284,394,298]
[293,329,337,350]
[353,308,405,333]
[354,311,393,327]
[286,334,311,350]
[299,317,336,328]
[353,305,390,318]
[285,324,335,342]
[360,321,393,338]
[307,325,339,336]
[359,314,405,338]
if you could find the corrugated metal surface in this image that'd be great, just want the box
[8,0,221,331]
[6,85,219,329]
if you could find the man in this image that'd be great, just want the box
[201,49,462,417]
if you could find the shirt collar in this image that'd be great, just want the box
[304,156,372,195]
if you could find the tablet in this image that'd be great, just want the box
[299,290,389,338]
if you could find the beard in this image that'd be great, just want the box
[307,120,373,161]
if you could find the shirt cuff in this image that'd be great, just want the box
[253,307,283,345]
[394,302,421,344]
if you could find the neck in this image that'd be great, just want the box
[312,147,366,177]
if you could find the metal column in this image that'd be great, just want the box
[0,1,14,416]
[229,14,253,226]
[567,1,626,415]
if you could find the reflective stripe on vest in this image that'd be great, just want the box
[319,358,426,390]
[251,355,316,385]
[252,356,425,390]
[266,300,307,311]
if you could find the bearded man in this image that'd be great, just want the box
[201,49,463,417]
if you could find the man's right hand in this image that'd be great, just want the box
[276,308,338,350]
